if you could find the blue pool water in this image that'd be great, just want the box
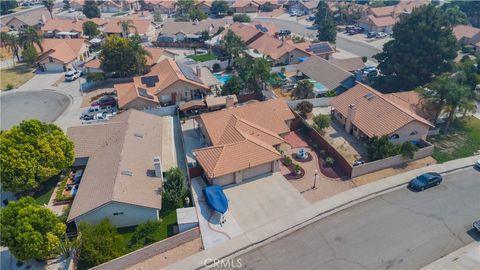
[214,73,232,84]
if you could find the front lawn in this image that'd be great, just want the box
[32,176,59,205]
[187,53,217,62]
[1,64,35,90]
[118,199,178,252]
[429,117,480,163]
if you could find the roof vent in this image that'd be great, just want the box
[364,93,375,100]
[134,133,144,138]
[121,170,133,176]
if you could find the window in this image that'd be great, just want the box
[410,131,418,136]
[113,212,124,216]
[389,134,400,140]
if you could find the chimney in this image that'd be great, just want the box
[345,104,356,133]
[196,66,202,77]
[225,95,235,109]
[153,157,163,178]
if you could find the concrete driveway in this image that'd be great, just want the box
[0,90,70,130]
[224,173,310,232]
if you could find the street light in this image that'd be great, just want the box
[312,169,318,190]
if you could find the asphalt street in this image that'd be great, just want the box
[0,90,70,130]
[228,167,480,270]
[255,18,381,61]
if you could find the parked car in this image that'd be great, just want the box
[367,31,377,38]
[307,15,316,21]
[474,220,480,232]
[363,66,378,77]
[375,32,388,39]
[347,26,363,35]
[65,70,81,81]
[91,96,117,107]
[68,8,75,13]
[81,112,115,124]
[278,29,292,36]
[408,172,442,191]
[475,160,480,169]
[81,105,115,119]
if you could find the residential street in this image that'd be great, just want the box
[230,168,480,270]
[254,18,381,61]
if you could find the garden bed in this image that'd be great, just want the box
[281,157,305,180]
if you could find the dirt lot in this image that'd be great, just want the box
[1,64,35,90]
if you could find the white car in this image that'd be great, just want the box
[68,8,75,13]
[65,70,81,81]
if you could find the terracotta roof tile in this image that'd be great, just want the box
[37,38,86,63]
[453,25,480,40]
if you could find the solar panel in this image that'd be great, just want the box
[177,63,203,83]
[138,87,155,100]
[140,75,159,87]
[255,24,268,33]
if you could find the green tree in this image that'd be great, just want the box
[366,135,400,160]
[153,12,163,22]
[176,0,195,18]
[0,32,21,62]
[374,4,458,91]
[220,29,245,67]
[444,84,470,132]
[296,101,313,117]
[0,197,66,261]
[43,0,55,19]
[163,167,186,206]
[312,114,331,134]
[417,75,452,124]
[292,79,314,99]
[22,45,38,65]
[235,57,272,92]
[117,20,137,38]
[0,120,74,193]
[400,141,418,159]
[129,220,158,249]
[18,26,43,52]
[221,75,244,95]
[233,14,251,23]
[99,35,148,77]
[314,1,336,43]
[63,0,71,10]
[1,1,18,15]
[82,21,99,39]
[211,0,229,16]
[455,59,480,92]
[443,5,468,25]
[77,220,126,269]
[260,2,274,12]
[83,0,100,19]
[189,8,207,21]
[447,1,480,27]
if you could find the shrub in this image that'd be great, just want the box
[227,9,234,16]
[400,141,418,159]
[280,67,286,74]
[86,72,106,83]
[129,221,159,248]
[461,45,474,54]
[55,172,73,202]
[319,149,326,157]
[324,90,336,97]
[283,156,293,166]
[296,101,313,116]
[233,14,251,23]
[294,164,302,174]
[260,2,274,12]
[326,157,335,167]
[361,56,368,63]
[366,135,400,161]
[312,114,331,134]
[212,63,221,72]
[5,83,14,90]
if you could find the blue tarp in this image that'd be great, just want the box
[203,185,228,214]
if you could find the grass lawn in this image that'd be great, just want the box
[187,53,217,62]
[1,64,35,90]
[429,116,480,163]
[32,176,59,205]
[118,199,178,252]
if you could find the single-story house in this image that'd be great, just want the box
[159,20,230,42]
[330,83,434,144]
[297,55,355,94]
[358,0,426,34]
[98,0,139,13]
[1,8,49,30]
[193,99,295,186]
[83,58,102,73]
[452,25,480,47]
[103,18,156,41]
[67,110,173,228]
[37,38,90,72]
[144,47,178,66]
[329,56,365,72]
[231,0,260,13]
[41,19,84,38]
[196,1,212,14]
[115,59,210,109]
[299,41,335,60]
[69,0,84,11]
[287,0,317,15]
[145,0,176,14]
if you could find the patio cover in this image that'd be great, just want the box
[178,100,206,111]
[203,185,228,214]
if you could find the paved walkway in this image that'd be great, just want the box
[420,241,480,270]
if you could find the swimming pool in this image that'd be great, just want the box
[214,73,232,84]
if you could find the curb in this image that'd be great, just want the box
[166,155,479,270]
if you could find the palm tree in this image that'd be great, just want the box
[18,26,43,52]
[220,29,245,68]
[117,20,137,38]
[460,99,477,118]
[0,32,21,63]
[417,75,452,125]
[43,0,55,19]
[443,84,470,132]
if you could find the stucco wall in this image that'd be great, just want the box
[123,97,159,110]
[156,80,208,103]
[74,202,159,228]
[389,121,430,145]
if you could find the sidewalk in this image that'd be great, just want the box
[421,242,480,270]
[165,155,480,270]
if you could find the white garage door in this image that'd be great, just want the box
[242,162,272,180]
[213,173,234,186]
[44,63,64,72]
